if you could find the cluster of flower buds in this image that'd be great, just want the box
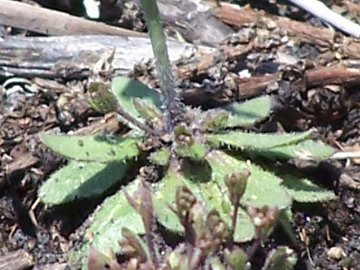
[224,169,251,205]
[247,206,279,231]
[119,228,148,264]
[197,210,229,256]
[175,185,197,224]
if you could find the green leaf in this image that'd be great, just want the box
[73,180,145,266]
[153,168,256,242]
[258,140,335,161]
[174,141,208,161]
[206,131,312,151]
[88,82,118,114]
[111,76,162,123]
[262,246,297,270]
[278,209,298,246]
[39,161,128,204]
[225,248,249,270]
[224,95,271,128]
[132,97,162,125]
[40,133,140,162]
[149,147,171,166]
[206,151,292,209]
[167,249,190,270]
[199,109,230,132]
[281,175,336,202]
[209,257,226,270]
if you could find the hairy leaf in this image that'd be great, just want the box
[206,131,312,151]
[153,168,256,242]
[206,151,292,209]
[39,161,128,204]
[40,133,140,162]
[75,180,145,266]
[257,140,335,161]
[224,95,271,128]
[111,76,162,123]
[281,175,336,202]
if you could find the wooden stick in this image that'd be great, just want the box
[181,65,360,105]
[0,250,33,270]
[215,3,360,59]
[0,35,214,78]
[287,0,360,38]
[0,0,143,37]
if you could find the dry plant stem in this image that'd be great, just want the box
[145,227,158,268]
[246,231,262,262]
[182,65,360,106]
[184,213,196,269]
[116,106,156,136]
[229,201,240,246]
[140,180,159,268]
[287,0,360,38]
[216,3,360,59]
[0,0,143,37]
[141,0,184,130]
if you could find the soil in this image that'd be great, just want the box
[1,0,360,269]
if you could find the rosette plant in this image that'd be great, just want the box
[38,0,337,268]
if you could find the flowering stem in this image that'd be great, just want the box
[140,0,184,131]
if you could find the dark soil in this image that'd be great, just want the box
[1,0,360,269]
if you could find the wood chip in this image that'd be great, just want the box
[0,249,34,270]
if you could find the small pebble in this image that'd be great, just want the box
[327,246,346,260]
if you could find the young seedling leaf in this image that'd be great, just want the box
[111,76,162,123]
[224,95,272,128]
[206,131,312,151]
[167,248,190,270]
[132,97,163,127]
[75,180,145,266]
[149,147,171,166]
[40,133,140,162]
[209,256,226,270]
[257,140,336,161]
[174,140,208,161]
[39,161,128,204]
[262,246,297,270]
[206,151,292,209]
[153,167,256,242]
[199,109,230,132]
[225,248,249,270]
[88,82,118,114]
[281,175,336,202]
[278,209,298,245]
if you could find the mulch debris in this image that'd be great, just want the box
[0,0,360,269]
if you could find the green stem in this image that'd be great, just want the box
[141,0,184,130]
